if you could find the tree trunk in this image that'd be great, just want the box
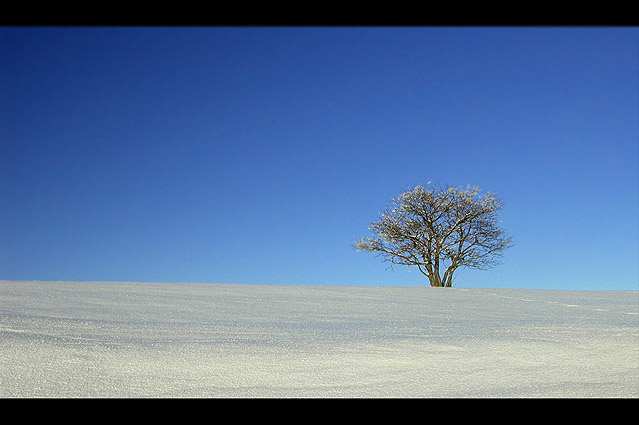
[429,273,443,287]
[441,264,458,287]
[431,257,442,287]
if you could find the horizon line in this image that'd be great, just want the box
[1,279,636,291]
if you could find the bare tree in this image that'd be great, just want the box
[354,183,513,287]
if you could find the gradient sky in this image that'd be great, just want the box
[1,27,637,290]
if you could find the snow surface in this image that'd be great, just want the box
[1,281,637,398]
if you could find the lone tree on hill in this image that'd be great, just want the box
[354,183,513,287]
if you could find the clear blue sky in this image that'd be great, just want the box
[1,27,637,290]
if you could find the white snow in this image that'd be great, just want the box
[1,281,637,398]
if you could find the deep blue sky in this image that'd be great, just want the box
[1,27,637,290]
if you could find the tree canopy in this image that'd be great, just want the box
[354,183,513,287]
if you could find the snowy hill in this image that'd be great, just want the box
[1,281,637,397]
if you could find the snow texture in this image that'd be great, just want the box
[1,281,637,397]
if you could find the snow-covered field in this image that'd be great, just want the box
[1,281,637,398]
